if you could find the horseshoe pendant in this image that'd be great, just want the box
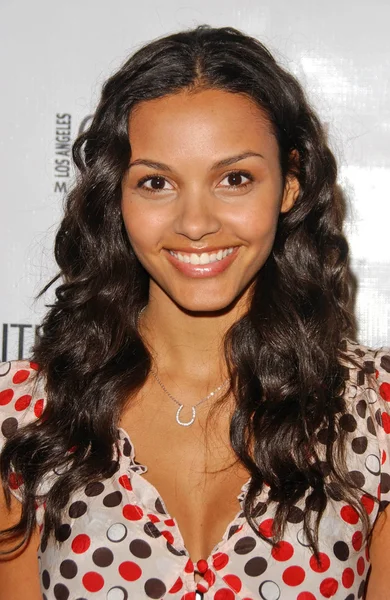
[176,405,196,427]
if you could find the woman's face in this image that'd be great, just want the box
[121,89,299,313]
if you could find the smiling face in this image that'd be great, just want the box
[121,88,299,314]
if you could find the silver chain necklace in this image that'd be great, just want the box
[151,369,229,427]
[137,307,229,427]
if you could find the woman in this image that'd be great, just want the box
[1,25,389,600]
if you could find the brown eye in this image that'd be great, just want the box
[149,177,166,190]
[227,172,244,186]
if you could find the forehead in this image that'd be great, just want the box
[127,89,277,160]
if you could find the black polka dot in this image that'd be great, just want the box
[333,540,349,561]
[1,417,18,438]
[367,417,376,436]
[352,437,368,454]
[85,481,105,496]
[380,355,390,373]
[381,473,390,494]
[340,414,357,432]
[55,524,72,542]
[69,501,87,518]
[40,537,47,553]
[364,360,375,374]
[42,595,48,600]
[305,494,322,512]
[356,400,367,418]
[166,542,186,555]
[42,570,50,590]
[326,482,343,501]
[287,505,304,523]
[358,579,366,598]
[234,536,257,554]
[123,437,132,457]
[155,497,166,514]
[144,578,166,598]
[344,595,354,600]
[92,547,114,567]
[375,408,383,426]
[380,500,390,512]
[347,471,366,488]
[318,461,331,477]
[130,539,152,559]
[244,556,267,576]
[59,559,78,579]
[144,522,162,538]
[103,491,122,507]
[53,583,70,600]
[228,524,241,538]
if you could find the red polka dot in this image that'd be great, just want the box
[0,389,14,405]
[181,594,196,600]
[382,450,387,465]
[162,530,174,544]
[222,574,242,593]
[352,531,363,551]
[212,552,229,570]
[71,534,90,554]
[382,412,390,434]
[357,556,365,576]
[147,513,160,523]
[297,594,316,600]
[365,544,370,560]
[169,577,183,593]
[258,518,274,538]
[196,559,208,574]
[29,361,39,370]
[271,540,294,561]
[184,559,194,573]
[340,505,359,524]
[197,582,208,594]
[118,560,142,581]
[164,518,175,527]
[309,552,330,573]
[118,474,132,490]
[282,565,306,586]
[342,567,354,588]
[34,398,44,418]
[122,504,143,520]
[204,569,216,586]
[214,589,235,600]
[12,370,29,384]
[82,571,104,592]
[361,494,375,515]
[380,382,390,402]
[14,394,32,411]
[9,472,23,489]
[319,578,338,598]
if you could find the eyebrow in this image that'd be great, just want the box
[128,151,265,172]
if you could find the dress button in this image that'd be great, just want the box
[196,559,208,574]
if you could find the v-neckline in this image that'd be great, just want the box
[117,426,252,566]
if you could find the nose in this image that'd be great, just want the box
[173,188,221,241]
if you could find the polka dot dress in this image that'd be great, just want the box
[1,342,390,599]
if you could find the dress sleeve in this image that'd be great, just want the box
[0,360,45,503]
[371,347,390,511]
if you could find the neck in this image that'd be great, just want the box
[139,289,248,386]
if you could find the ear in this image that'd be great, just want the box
[280,150,300,214]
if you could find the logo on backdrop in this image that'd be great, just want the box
[1,324,40,362]
[53,113,93,195]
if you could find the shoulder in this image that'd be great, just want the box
[0,360,46,446]
[340,339,390,392]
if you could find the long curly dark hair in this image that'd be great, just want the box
[1,25,367,557]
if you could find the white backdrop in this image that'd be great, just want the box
[1,0,389,360]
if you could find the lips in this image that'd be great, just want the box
[169,247,234,265]
[164,246,239,278]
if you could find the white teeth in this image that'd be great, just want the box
[190,253,200,265]
[170,247,235,265]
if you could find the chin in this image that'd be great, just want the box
[170,290,245,315]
